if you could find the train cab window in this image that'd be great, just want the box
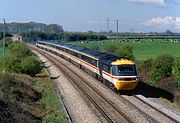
[102,64,110,73]
[112,65,137,76]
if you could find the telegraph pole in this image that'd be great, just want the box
[106,17,109,33]
[3,19,6,60]
[115,20,119,40]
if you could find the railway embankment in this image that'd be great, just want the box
[0,42,68,122]
[32,49,104,123]
[32,45,180,122]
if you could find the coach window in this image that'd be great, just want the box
[93,60,97,67]
[56,46,59,49]
[103,64,110,73]
[82,55,88,62]
[58,47,62,50]
[74,52,79,57]
[65,49,69,53]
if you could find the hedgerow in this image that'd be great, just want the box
[4,42,43,76]
[173,57,180,84]
[150,54,174,85]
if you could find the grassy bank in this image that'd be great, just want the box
[0,48,3,58]
[0,70,68,123]
[69,39,180,60]
[34,70,68,123]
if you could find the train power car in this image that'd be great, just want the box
[36,41,138,91]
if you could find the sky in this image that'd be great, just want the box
[0,0,180,32]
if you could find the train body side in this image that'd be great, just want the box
[36,41,138,91]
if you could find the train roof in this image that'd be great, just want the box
[69,46,88,52]
[98,54,119,65]
[37,41,121,65]
[82,49,105,58]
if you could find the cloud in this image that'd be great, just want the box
[143,16,180,30]
[143,16,173,26]
[175,17,180,29]
[128,0,180,6]
[129,0,166,6]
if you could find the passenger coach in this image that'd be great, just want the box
[36,41,138,91]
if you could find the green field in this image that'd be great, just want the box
[70,39,180,60]
[0,48,3,58]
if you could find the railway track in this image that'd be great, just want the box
[31,45,178,123]
[32,46,133,123]
[121,94,179,123]
[133,95,179,123]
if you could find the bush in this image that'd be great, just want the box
[137,59,153,82]
[5,54,22,73]
[5,42,32,73]
[115,45,135,60]
[8,42,32,57]
[105,43,118,54]
[141,58,153,72]
[173,57,180,84]
[151,54,174,84]
[20,56,43,76]
[4,42,43,76]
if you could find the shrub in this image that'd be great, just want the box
[91,45,100,51]
[173,57,180,84]
[4,42,43,76]
[5,54,22,73]
[5,42,33,73]
[150,54,174,85]
[141,58,153,72]
[105,43,118,54]
[137,59,153,82]
[20,56,43,76]
[8,42,32,57]
[115,45,135,60]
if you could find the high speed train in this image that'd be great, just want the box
[36,41,138,91]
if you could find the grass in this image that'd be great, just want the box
[69,39,180,60]
[0,48,3,58]
[161,97,180,110]
[33,69,68,123]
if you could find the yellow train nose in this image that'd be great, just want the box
[115,80,138,90]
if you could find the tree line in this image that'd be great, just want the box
[0,22,63,34]
[21,31,107,42]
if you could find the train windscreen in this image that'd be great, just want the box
[112,65,137,76]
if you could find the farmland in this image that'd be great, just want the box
[69,39,180,60]
[0,48,3,58]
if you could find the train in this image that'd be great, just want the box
[36,41,139,91]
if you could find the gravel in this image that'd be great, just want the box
[32,46,180,123]
[32,50,104,123]
[122,94,180,123]
[38,49,153,123]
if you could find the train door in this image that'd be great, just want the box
[98,62,103,80]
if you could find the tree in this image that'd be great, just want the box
[105,43,118,54]
[115,45,135,60]
[8,42,32,58]
[5,42,43,76]
[173,57,180,84]
[20,56,43,76]
[151,54,174,84]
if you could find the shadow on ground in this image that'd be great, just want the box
[132,81,174,102]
